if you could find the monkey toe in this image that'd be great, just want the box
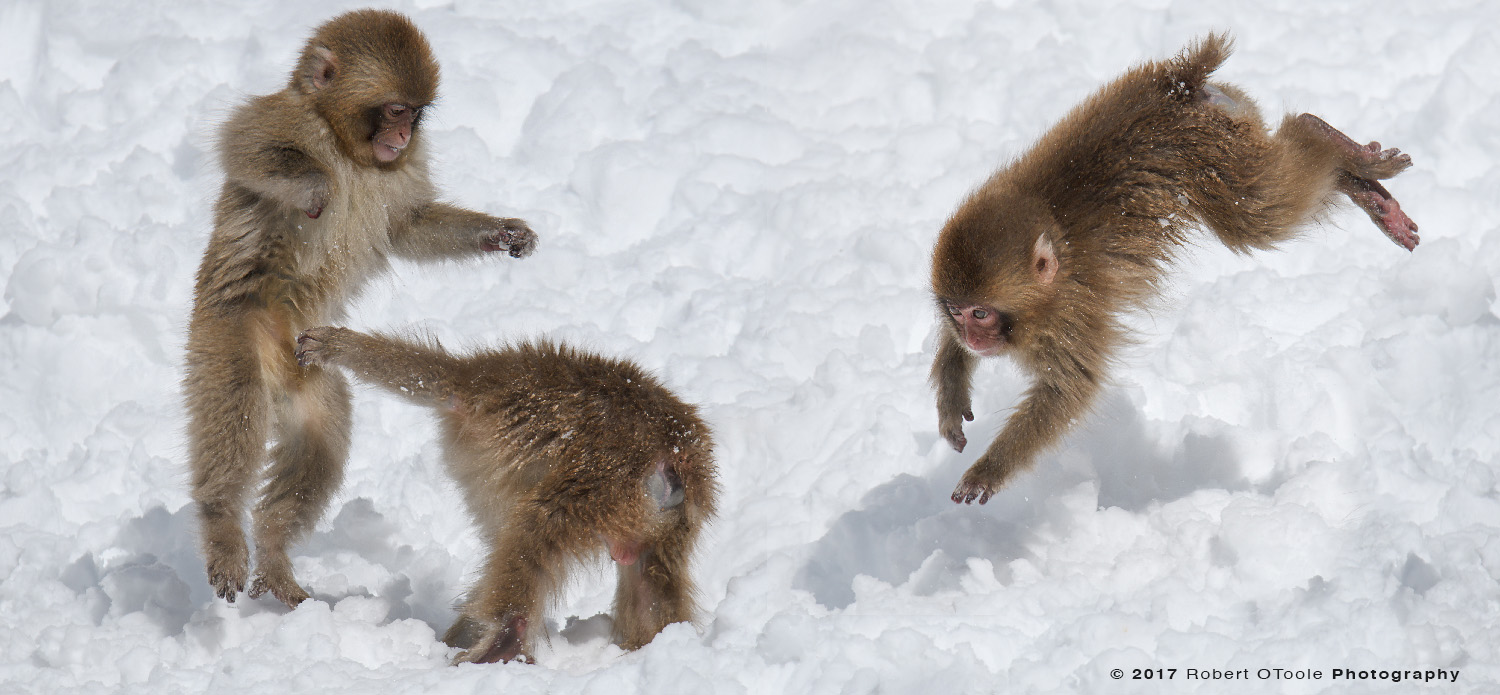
[1373,150,1413,179]
[1362,193,1420,251]
[452,615,528,665]
[953,463,1009,505]
[209,571,246,602]
[204,552,249,602]
[1353,147,1412,180]
[294,327,343,366]
[249,571,310,608]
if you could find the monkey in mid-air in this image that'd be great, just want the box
[931,34,1418,505]
[294,327,717,664]
[185,9,539,607]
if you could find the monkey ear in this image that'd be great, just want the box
[1032,233,1058,285]
[309,46,338,91]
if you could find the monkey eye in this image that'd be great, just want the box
[385,104,409,118]
[972,309,989,320]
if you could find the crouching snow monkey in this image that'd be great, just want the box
[295,326,718,664]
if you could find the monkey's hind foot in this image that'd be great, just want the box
[451,614,532,665]
[248,566,311,608]
[1340,173,1420,251]
[204,554,249,603]
[1296,113,1420,251]
[1296,113,1413,180]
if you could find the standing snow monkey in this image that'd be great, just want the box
[295,327,718,664]
[184,10,538,607]
[931,34,1418,504]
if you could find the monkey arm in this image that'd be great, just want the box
[930,329,977,452]
[296,327,460,408]
[952,374,1100,505]
[391,203,538,261]
[220,120,332,219]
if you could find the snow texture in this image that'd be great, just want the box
[3,0,1499,693]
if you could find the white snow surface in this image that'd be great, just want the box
[3,0,1499,693]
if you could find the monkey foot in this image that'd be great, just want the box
[1298,113,1412,180]
[454,615,530,665]
[207,567,247,603]
[248,571,310,608]
[202,544,249,603]
[1343,175,1420,251]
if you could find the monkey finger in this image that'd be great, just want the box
[952,477,997,505]
[481,220,538,258]
[294,338,323,366]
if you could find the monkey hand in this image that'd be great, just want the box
[951,459,1009,505]
[480,218,538,258]
[297,175,332,219]
[295,326,349,367]
[937,405,974,452]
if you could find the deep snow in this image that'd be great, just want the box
[2,0,1499,693]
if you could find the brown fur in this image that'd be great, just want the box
[931,34,1417,504]
[185,9,539,607]
[294,327,718,664]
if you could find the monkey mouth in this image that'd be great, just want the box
[965,338,1006,357]
[374,142,405,162]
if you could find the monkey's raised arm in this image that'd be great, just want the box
[391,203,539,261]
[952,372,1100,505]
[931,328,978,452]
[296,327,461,408]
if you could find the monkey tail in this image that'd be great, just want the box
[1162,32,1233,102]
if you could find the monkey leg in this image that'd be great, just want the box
[611,523,697,651]
[185,314,270,603]
[953,376,1097,505]
[931,331,977,453]
[248,366,352,608]
[392,203,538,261]
[448,502,583,664]
[1291,114,1420,250]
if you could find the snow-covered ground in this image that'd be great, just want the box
[3,0,1498,692]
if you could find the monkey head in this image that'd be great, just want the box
[931,193,1060,357]
[294,10,440,168]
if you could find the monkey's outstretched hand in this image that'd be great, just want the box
[480,218,538,258]
[951,459,1011,505]
[295,326,350,367]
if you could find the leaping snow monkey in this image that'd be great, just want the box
[931,34,1417,505]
